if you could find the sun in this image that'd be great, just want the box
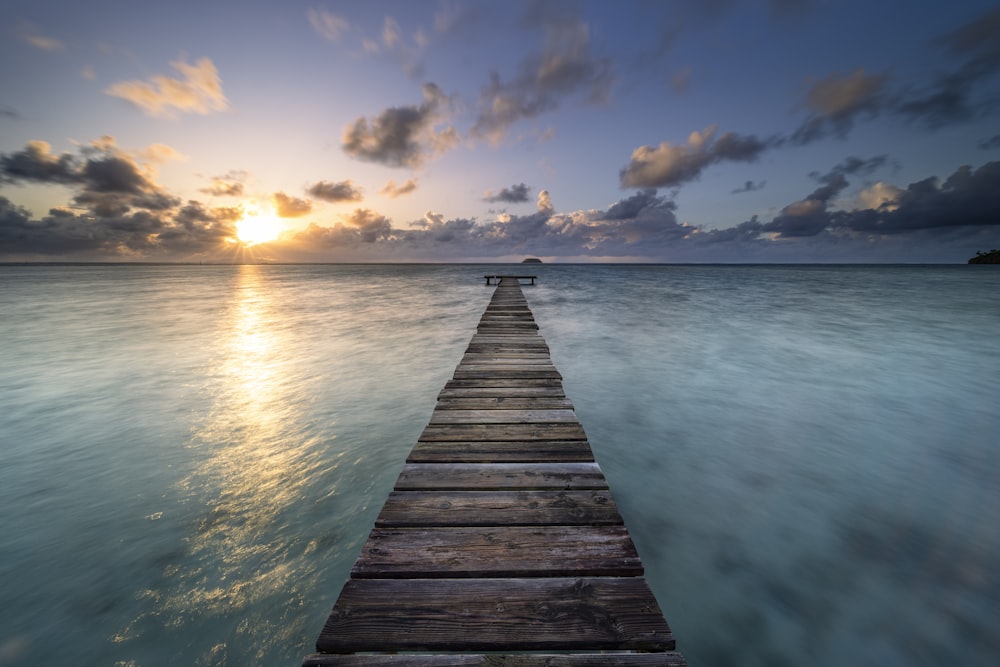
[235,206,283,246]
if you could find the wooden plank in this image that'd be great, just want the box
[435,397,574,410]
[419,423,587,442]
[428,409,579,424]
[352,525,640,578]
[394,462,608,490]
[407,440,595,463]
[305,654,687,666]
[304,655,688,666]
[461,355,553,363]
[437,387,567,399]
[374,490,622,527]
[316,577,675,653]
[442,378,565,389]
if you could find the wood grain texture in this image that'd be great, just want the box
[428,409,579,424]
[419,423,587,442]
[306,277,684,665]
[352,525,641,578]
[435,397,575,410]
[316,577,675,653]
[374,490,623,527]
[394,462,607,490]
[407,440,595,463]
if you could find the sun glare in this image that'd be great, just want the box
[236,206,283,246]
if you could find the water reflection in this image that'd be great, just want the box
[115,265,326,663]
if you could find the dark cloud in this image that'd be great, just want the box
[379,178,418,198]
[483,182,531,203]
[620,125,774,188]
[980,135,1000,150]
[0,141,79,184]
[793,8,1000,141]
[731,180,767,194]
[1,140,180,216]
[200,171,246,197]
[0,195,240,259]
[1,106,18,119]
[272,192,312,217]
[759,156,888,238]
[291,208,393,246]
[342,83,458,167]
[759,160,1000,240]
[896,5,1000,129]
[603,189,671,220]
[307,180,363,203]
[792,69,888,144]
[471,19,613,144]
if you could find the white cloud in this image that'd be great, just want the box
[307,9,350,42]
[105,57,228,118]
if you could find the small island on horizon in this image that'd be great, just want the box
[969,249,1000,264]
[521,257,543,263]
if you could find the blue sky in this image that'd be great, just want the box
[2,0,999,262]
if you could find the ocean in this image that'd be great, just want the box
[1,263,998,666]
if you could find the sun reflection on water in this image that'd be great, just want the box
[114,265,328,662]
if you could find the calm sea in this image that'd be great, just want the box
[1,264,998,666]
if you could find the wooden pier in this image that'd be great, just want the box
[304,276,685,666]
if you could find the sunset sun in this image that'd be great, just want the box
[235,206,283,246]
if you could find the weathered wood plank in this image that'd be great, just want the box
[407,440,594,463]
[374,490,622,527]
[428,409,579,424]
[316,577,675,653]
[437,388,567,401]
[394,462,608,490]
[444,378,564,389]
[461,355,553,363]
[352,525,640,578]
[304,654,688,666]
[435,397,575,410]
[419,423,587,442]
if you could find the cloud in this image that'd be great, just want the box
[483,182,531,203]
[537,189,553,215]
[22,23,64,51]
[356,15,428,78]
[307,8,350,41]
[671,66,693,94]
[379,178,418,198]
[894,5,1000,129]
[471,19,613,144]
[980,135,1000,150]
[272,192,312,217]
[0,140,79,184]
[342,83,458,167]
[792,69,888,144]
[0,194,239,259]
[791,8,1000,142]
[756,159,1000,241]
[757,156,888,237]
[307,180,363,203]
[620,125,774,189]
[731,180,767,194]
[140,143,186,164]
[200,171,247,197]
[0,138,183,217]
[0,106,18,119]
[105,57,228,118]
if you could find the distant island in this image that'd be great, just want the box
[521,257,543,263]
[969,249,1000,264]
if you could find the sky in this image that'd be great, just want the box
[2,0,999,263]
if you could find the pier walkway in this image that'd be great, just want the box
[304,277,685,666]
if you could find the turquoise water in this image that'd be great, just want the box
[1,264,998,666]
